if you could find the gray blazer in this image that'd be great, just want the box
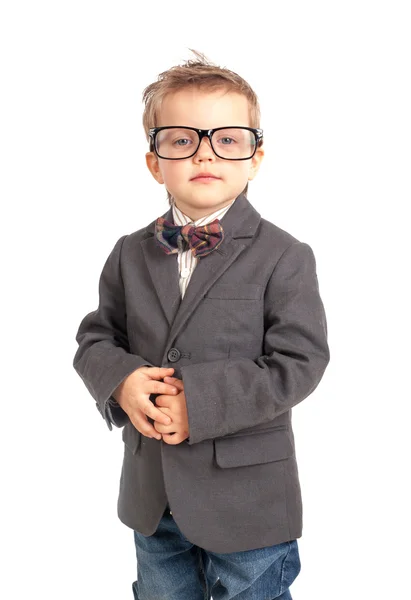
[73,193,330,553]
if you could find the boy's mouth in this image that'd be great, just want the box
[190,172,221,182]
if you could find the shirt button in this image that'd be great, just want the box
[180,267,190,278]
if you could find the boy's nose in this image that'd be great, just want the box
[194,137,215,160]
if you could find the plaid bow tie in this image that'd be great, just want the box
[155,217,224,258]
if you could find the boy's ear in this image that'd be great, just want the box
[248,146,264,181]
[145,152,165,184]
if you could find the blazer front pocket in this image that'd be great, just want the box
[122,422,141,455]
[214,427,294,468]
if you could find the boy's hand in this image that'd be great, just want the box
[154,376,190,445]
[113,367,179,440]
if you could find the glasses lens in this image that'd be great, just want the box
[211,128,256,159]
[155,128,199,158]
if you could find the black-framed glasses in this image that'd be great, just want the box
[148,126,263,161]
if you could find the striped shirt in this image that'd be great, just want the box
[172,199,236,299]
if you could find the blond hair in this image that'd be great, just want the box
[142,49,262,205]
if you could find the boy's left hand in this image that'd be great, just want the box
[153,376,190,444]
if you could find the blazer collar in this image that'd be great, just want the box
[141,193,261,355]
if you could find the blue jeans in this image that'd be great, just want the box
[132,506,301,600]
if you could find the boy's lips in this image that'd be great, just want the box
[190,173,221,181]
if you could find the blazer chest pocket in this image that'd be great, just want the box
[122,422,141,454]
[203,283,264,358]
[205,283,262,300]
[214,427,294,468]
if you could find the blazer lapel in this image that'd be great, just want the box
[141,193,261,345]
[141,205,182,328]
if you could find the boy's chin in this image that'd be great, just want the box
[174,190,239,205]
[173,194,221,205]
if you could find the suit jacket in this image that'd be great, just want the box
[73,193,330,553]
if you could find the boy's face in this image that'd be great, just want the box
[146,87,264,220]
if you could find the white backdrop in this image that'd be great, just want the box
[1,1,410,599]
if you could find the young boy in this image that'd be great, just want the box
[73,50,330,600]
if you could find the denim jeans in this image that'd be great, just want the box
[132,505,301,600]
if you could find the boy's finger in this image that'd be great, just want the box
[164,376,184,389]
[164,376,180,384]
[140,366,175,379]
[131,415,162,440]
[146,401,172,425]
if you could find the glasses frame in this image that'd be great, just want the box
[148,126,264,161]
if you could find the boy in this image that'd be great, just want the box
[73,50,330,600]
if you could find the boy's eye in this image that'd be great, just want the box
[216,136,237,145]
[174,138,192,146]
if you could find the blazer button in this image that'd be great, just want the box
[167,347,181,362]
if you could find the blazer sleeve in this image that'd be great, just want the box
[180,241,330,445]
[72,235,155,430]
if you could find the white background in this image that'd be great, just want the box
[1,1,410,598]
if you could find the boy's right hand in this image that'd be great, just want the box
[112,367,178,440]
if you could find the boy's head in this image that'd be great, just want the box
[143,50,264,219]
